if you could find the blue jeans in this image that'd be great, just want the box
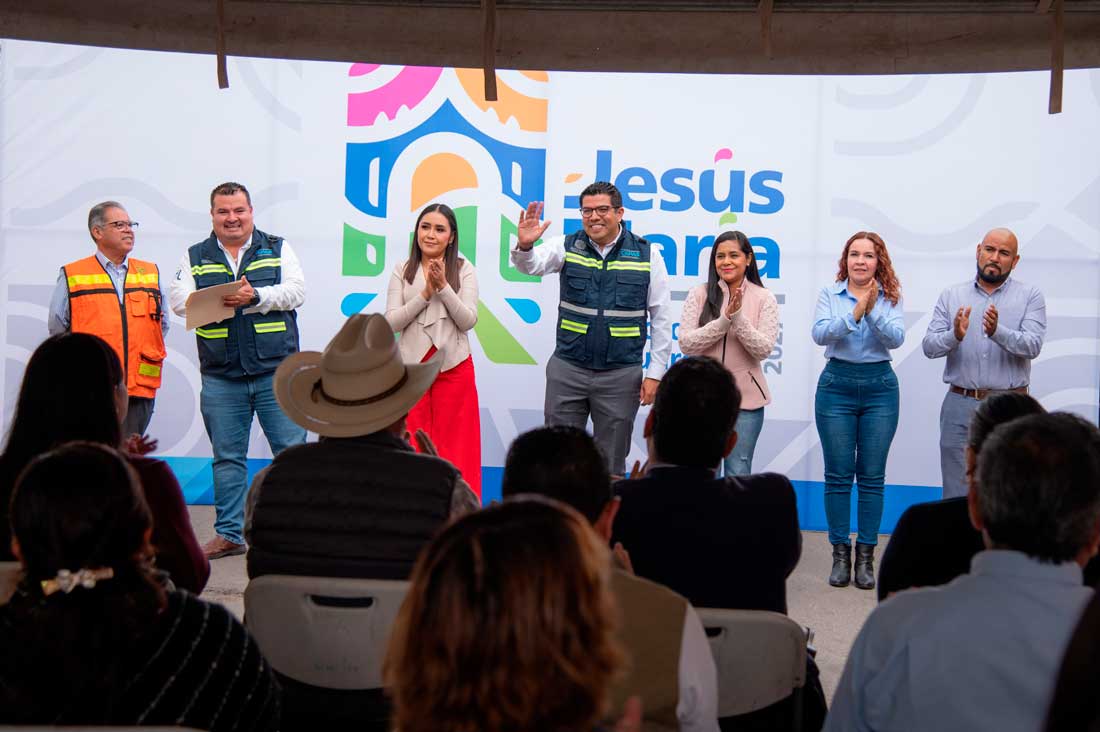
[200,372,307,544]
[723,407,764,477]
[814,359,899,546]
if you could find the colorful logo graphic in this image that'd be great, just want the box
[341,64,551,364]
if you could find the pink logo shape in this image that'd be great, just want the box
[713,148,733,163]
[349,63,381,77]
[347,66,445,126]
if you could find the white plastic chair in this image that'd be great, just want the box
[696,607,807,729]
[243,575,409,689]
[0,562,21,605]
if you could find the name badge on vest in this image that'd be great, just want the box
[256,248,273,256]
[620,249,641,259]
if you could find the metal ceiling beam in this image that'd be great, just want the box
[1,1,1099,77]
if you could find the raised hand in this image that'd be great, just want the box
[983,303,998,336]
[427,259,446,292]
[414,428,439,457]
[865,282,879,313]
[852,285,877,322]
[124,433,158,455]
[954,306,972,341]
[516,201,551,250]
[724,287,743,318]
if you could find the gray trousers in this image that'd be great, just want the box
[545,355,643,476]
[938,389,980,499]
[124,396,155,437]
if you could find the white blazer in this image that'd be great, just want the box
[384,258,479,372]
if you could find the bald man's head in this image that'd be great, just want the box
[976,228,1020,287]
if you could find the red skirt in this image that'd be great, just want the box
[406,349,482,497]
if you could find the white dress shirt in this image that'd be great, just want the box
[510,227,673,380]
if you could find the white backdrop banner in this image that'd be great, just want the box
[3,41,1099,530]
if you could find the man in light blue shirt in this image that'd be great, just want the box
[922,228,1046,498]
[825,412,1100,732]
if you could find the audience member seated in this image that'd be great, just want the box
[245,312,479,730]
[1044,589,1100,731]
[611,357,800,613]
[0,442,279,730]
[879,393,1100,599]
[502,425,720,732]
[877,392,1043,600]
[0,332,208,593]
[826,412,1100,732]
[246,312,479,580]
[610,356,822,731]
[383,496,640,732]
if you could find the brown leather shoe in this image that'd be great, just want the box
[202,536,246,560]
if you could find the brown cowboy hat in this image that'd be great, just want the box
[274,313,440,437]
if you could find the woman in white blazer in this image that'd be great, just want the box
[385,203,481,496]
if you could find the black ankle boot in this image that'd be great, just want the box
[854,543,876,590]
[829,543,852,587]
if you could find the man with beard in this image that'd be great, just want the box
[922,228,1046,499]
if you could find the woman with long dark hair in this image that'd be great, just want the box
[385,202,482,496]
[0,332,208,592]
[812,231,904,590]
[0,442,279,729]
[679,231,779,475]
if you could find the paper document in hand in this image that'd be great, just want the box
[185,281,241,330]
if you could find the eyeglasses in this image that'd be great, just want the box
[579,206,615,218]
[102,220,139,231]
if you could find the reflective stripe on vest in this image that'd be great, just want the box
[196,327,229,339]
[64,255,165,399]
[253,321,288,334]
[564,251,603,269]
[609,325,642,338]
[244,258,282,273]
[560,318,589,334]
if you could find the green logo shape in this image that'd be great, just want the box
[342,223,385,277]
[719,213,738,227]
[474,299,536,364]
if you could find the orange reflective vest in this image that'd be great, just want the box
[64,255,166,399]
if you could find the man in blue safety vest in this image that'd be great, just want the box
[168,181,307,559]
[511,181,673,476]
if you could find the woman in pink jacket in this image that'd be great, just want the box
[679,231,780,475]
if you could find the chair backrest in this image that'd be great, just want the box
[697,607,807,718]
[244,574,409,690]
[0,561,21,605]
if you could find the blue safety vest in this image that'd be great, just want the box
[555,229,651,370]
[187,230,299,378]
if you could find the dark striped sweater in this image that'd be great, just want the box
[0,589,280,730]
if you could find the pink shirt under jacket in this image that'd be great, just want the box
[678,280,779,411]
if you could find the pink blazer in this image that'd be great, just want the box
[678,280,779,410]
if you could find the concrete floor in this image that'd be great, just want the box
[190,505,884,701]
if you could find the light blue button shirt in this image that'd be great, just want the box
[811,280,904,362]
[921,277,1045,390]
[47,250,170,336]
[825,550,1091,732]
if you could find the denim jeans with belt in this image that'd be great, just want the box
[813,359,899,546]
[200,371,307,544]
